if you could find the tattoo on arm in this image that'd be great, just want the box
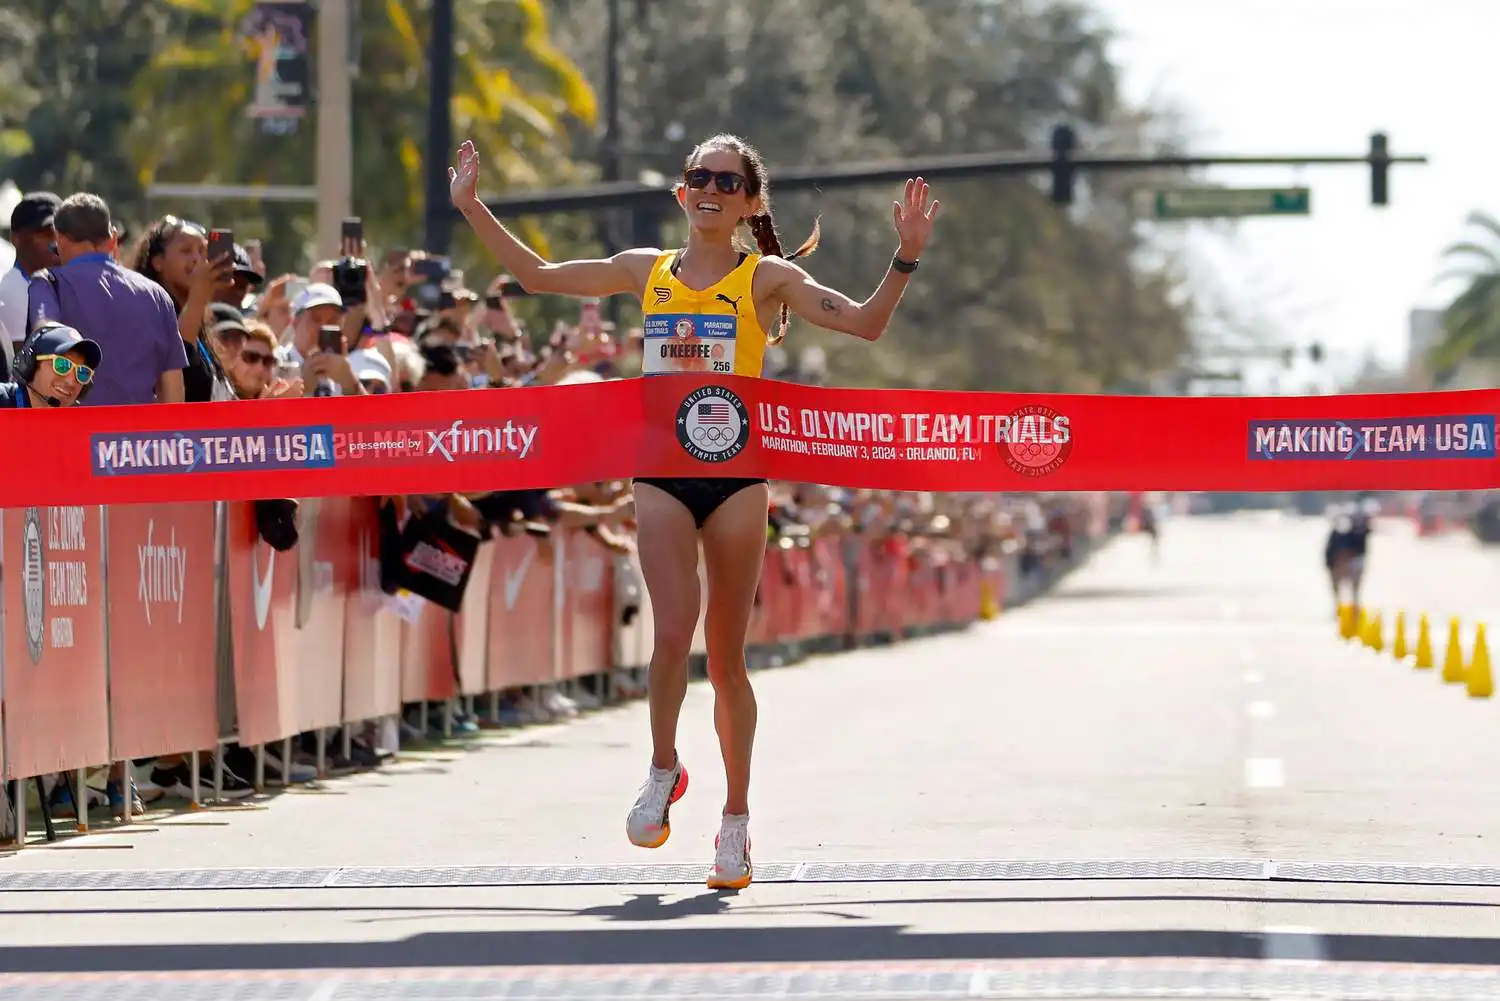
[821,297,841,314]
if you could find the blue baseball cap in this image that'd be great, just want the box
[29,323,103,371]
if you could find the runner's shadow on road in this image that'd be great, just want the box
[8,927,1500,971]
[574,891,734,922]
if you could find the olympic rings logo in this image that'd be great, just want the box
[691,425,736,445]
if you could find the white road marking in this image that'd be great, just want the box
[1247,700,1275,719]
[1244,758,1285,789]
[1262,924,1326,961]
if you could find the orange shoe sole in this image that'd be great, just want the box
[706,862,752,891]
[628,764,689,849]
[707,831,752,890]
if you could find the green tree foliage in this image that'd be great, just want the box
[0,0,182,211]
[127,0,596,272]
[548,0,1197,391]
[1432,211,1500,374]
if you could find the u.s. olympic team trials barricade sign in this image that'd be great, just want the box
[1,375,1496,507]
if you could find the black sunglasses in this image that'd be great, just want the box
[239,348,276,369]
[684,168,748,196]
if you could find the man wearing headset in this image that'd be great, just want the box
[0,321,102,409]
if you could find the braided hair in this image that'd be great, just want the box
[685,134,821,346]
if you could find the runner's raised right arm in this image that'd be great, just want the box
[450,140,656,298]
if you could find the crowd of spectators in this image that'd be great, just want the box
[0,189,1107,823]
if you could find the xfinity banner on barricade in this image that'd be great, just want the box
[0,376,1496,507]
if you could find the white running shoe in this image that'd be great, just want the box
[625,758,688,848]
[707,813,752,890]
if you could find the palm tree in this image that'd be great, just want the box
[1432,211,1500,373]
[127,0,596,263]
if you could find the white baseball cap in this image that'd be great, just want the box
[348,348,392,388]
[292,282,342,316]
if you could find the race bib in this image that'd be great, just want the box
[642,313,737,377]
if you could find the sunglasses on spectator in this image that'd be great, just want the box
[36,354,94,385]
[239,348,275,369]
[683,168,748,195]
[361,379,390,395]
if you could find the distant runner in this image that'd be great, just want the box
[1325,500,1374,611]
[1139,500,1159,562]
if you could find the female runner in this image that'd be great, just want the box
[450,133,938,889]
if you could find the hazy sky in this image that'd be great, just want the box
[1092,0,1498,392]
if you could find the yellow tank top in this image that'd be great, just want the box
[640,250,767,378]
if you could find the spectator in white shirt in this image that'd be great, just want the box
[0,192,62,375]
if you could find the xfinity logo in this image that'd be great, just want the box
[137,519,187,626]
[425,419,539,462]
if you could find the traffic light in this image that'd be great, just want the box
[1050,124,1076,206]
[1369,132,1390,206]
[632,206,664,249]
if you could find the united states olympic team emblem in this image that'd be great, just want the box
[22,506,45,664]
[1001,404,1073,478]
[677,385,750,463]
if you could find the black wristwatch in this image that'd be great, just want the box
[891,254,919,274]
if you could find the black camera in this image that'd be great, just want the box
[410,255,453,313]
[331,256,368,309]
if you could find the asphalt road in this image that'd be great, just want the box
[3,512,1500,1000]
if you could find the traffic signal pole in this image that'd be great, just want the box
[423,0,455,256]
[453,127,1425,220]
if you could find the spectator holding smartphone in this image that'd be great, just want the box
[282,283,368,397]
[129,216,236,402]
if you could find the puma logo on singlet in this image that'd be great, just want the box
[715,293,742,315]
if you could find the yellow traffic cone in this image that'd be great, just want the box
[979,580,1000,621]
[1392,611,1408,661]
[1339,603,1357,640]
[1414,615,1435,670]
[1442,618,1467,684]
[1467,624,1493,699]
[1367,610,1385,653]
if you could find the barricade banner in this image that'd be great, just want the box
[400,604,456,705]
[486,536,554,689]
[105,503,219,760]
[783,546,813,643]
[4,378,1498,508]
[1,506,109,779]
[807,538,845,640]
[287,496,352,734]
[561,530,614,680]
[454,542,495,695]
[749,549,782,647]
[224,501,297,748]
[906,556,934,633]
[340,500,403,724]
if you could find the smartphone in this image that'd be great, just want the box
[412,256,450,282]
[207,228,234,263]
[341,217,363,247]
[318,325,344,355]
